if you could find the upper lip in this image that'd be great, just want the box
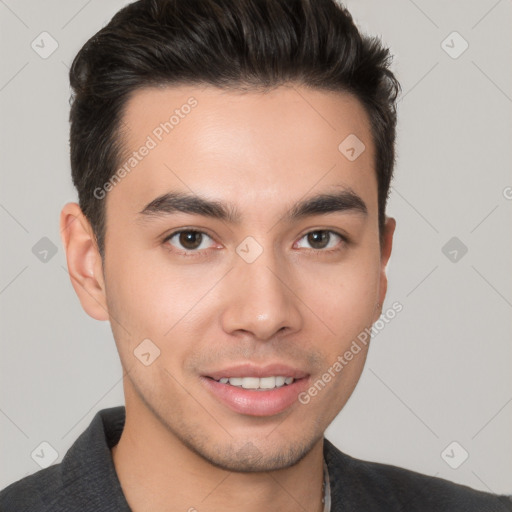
[204,363,309,381]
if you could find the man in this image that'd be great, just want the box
[1,0,510,510]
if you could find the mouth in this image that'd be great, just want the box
[200,364,310,416]
[209,375,296,390]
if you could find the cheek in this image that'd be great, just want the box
[104,259,202,390]
[105,246,209,336]
[298,253,381,339]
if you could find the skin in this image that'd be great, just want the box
[60,84,395,512]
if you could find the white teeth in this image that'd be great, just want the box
[241,377,260,389]
[259,376,276,389]
[275,376,286,387]
[216,376,296,390]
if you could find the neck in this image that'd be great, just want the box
[111,387,326,512]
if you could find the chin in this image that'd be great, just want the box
[179,431,321,473]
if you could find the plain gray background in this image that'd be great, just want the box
[1,0,511,495]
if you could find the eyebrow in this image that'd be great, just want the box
[137,187,368,224]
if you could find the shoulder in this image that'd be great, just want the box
[0,406,128,512]
[0,464,68,512]
[324,439,512,511]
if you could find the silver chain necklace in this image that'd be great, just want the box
[322,459,332,512]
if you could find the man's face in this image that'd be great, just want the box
[88,85,393,471]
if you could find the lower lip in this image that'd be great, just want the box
[200,377,310,417]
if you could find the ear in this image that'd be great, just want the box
[59,202,109,321]
[373,216,396,322]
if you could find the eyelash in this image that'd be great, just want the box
[162,229,349,258]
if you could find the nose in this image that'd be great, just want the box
[219,244,304,342]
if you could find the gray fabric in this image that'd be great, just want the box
[1,406,510,511]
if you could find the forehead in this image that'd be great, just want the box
[108,84,377,220]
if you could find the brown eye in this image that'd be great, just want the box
[295,230,345,251]
[178,231,203,250]
[165,230,214,253]
[307,231,330,249]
